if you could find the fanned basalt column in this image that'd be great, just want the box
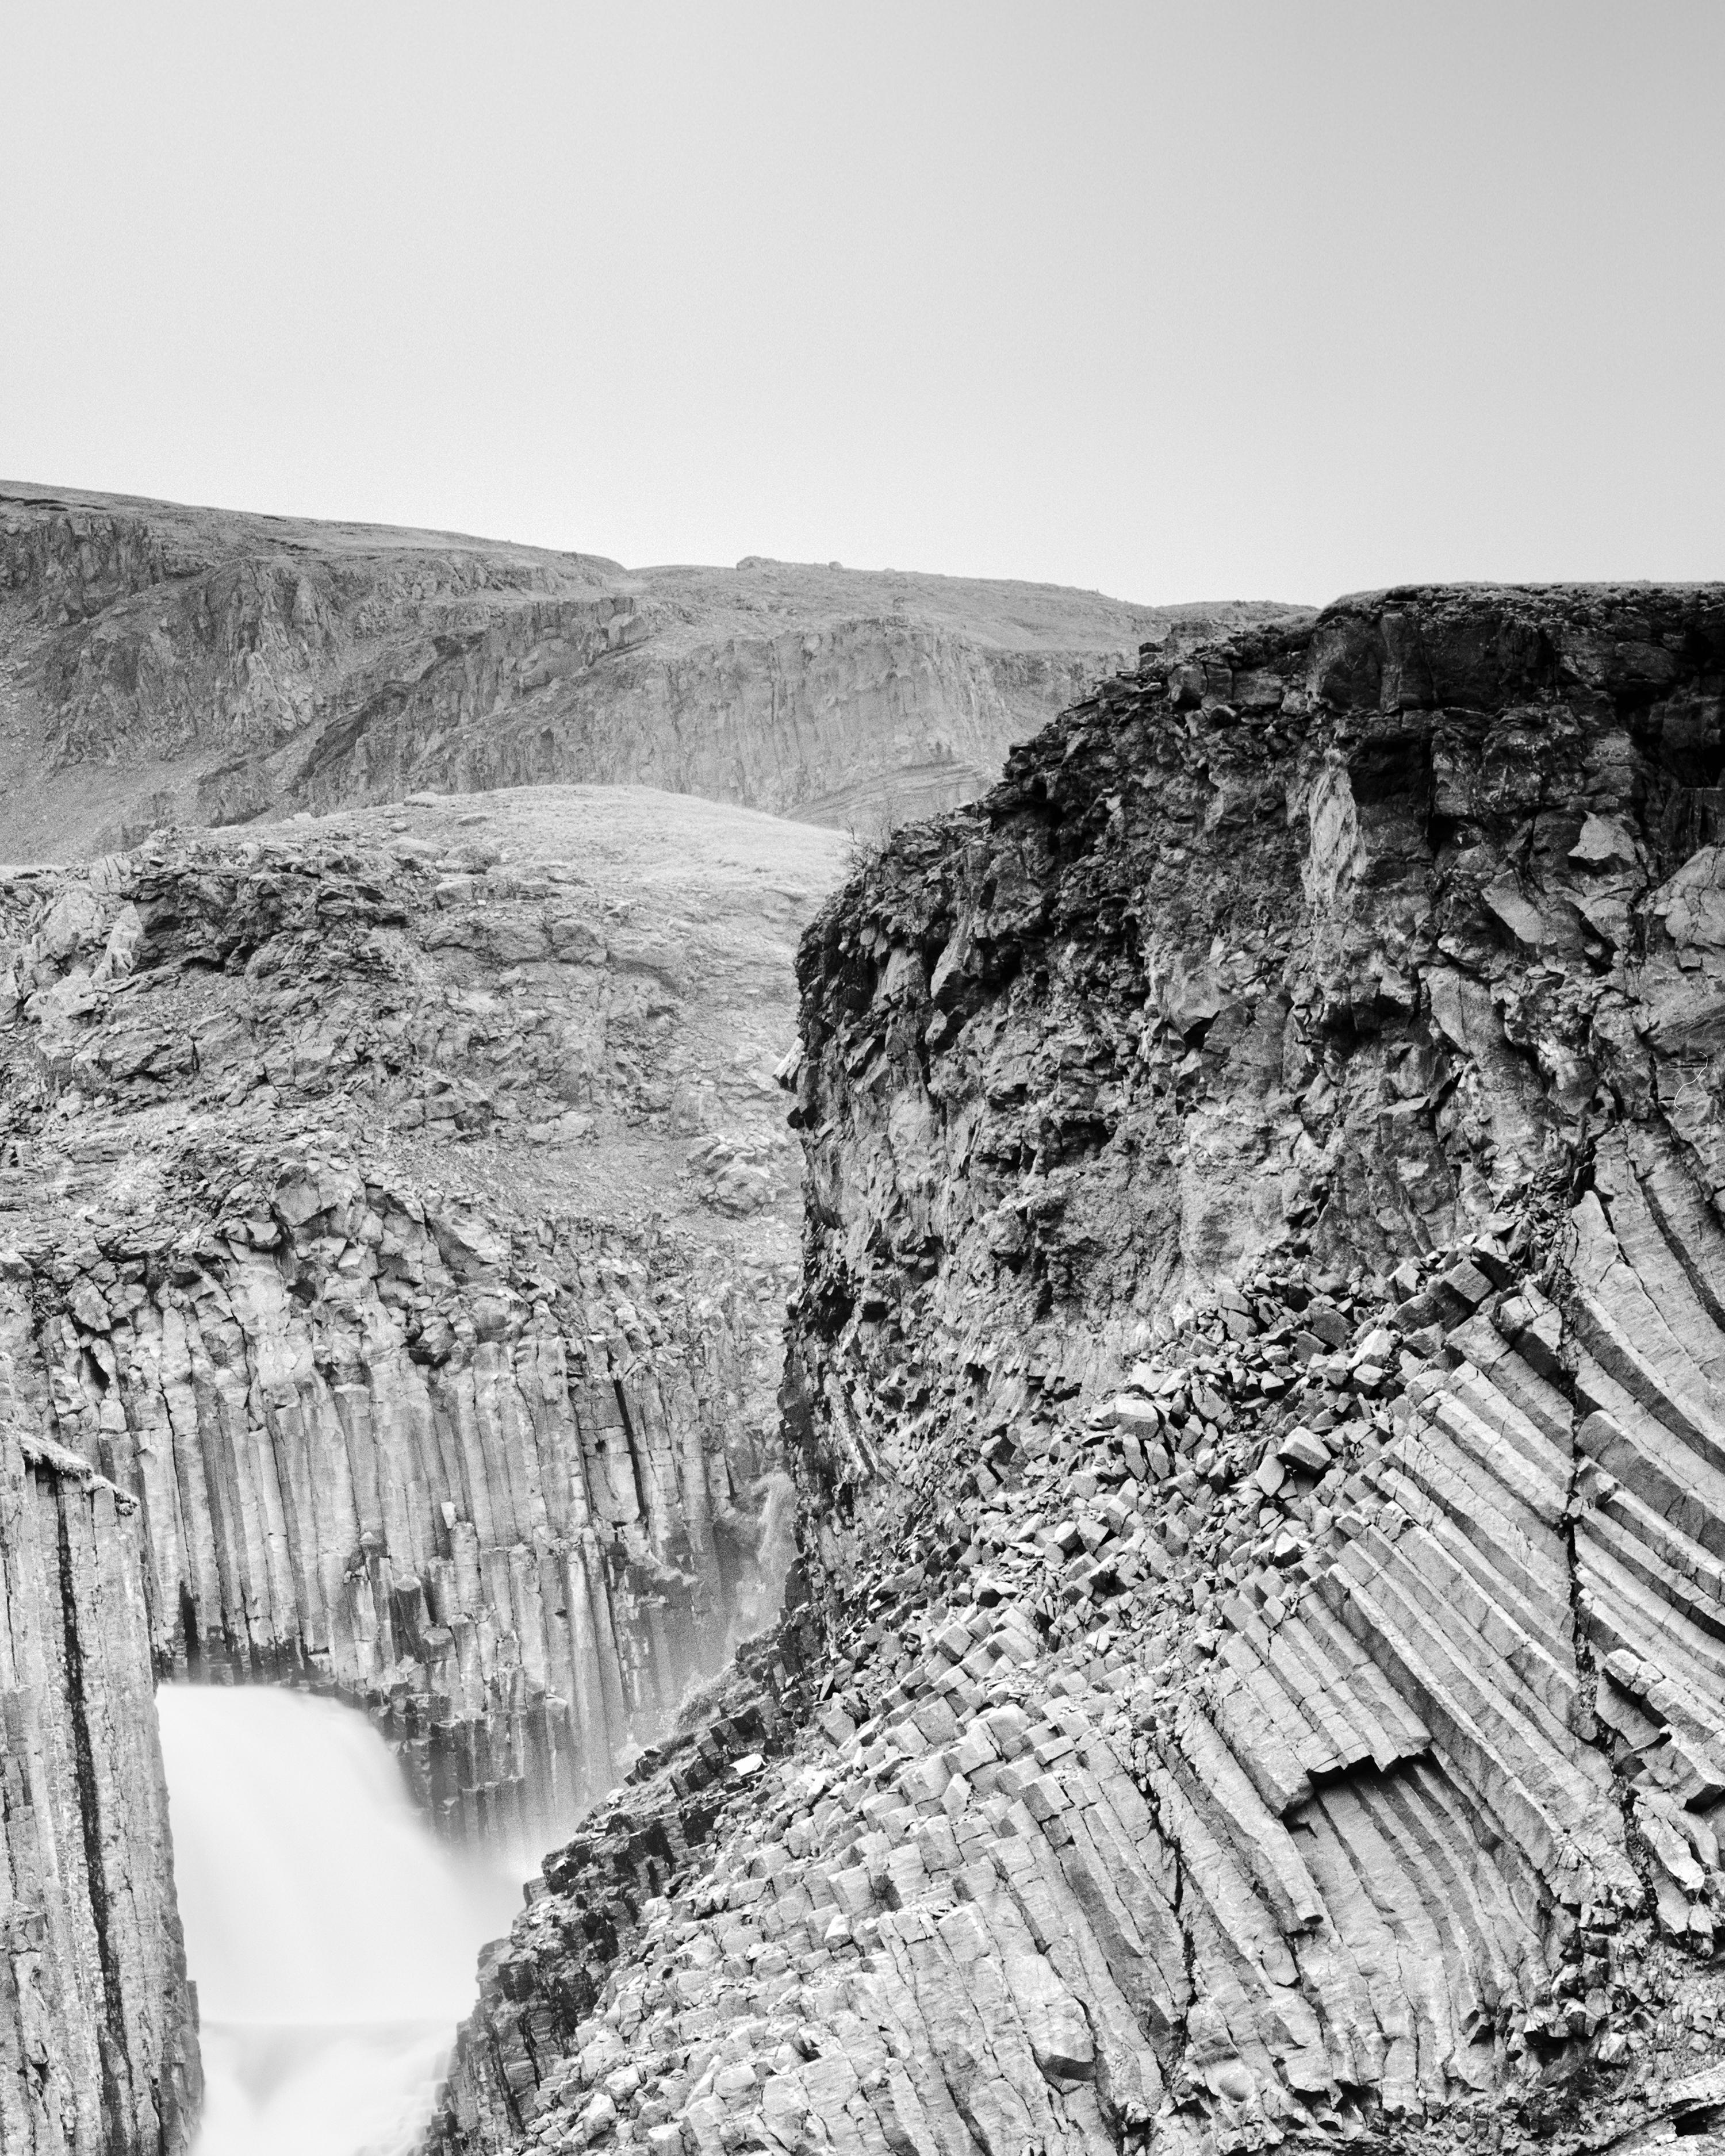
[431,586,1725,2156]
[0,1287,200,2156]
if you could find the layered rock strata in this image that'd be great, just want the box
[434,586,1725,2156]
[0,480,1290,858]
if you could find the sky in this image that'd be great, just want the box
[2,2,1721,606]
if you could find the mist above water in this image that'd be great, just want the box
[730,1469,797,1646]
[158,1686,528,2156]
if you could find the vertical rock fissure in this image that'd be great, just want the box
[263,1413,310,1682]
[1143,1775,1197,2091]
[1553,1286,1601,1729]
[175,1583,201,1677]
[1551,1219,1662,1919]
[611,1376,652,1530]
[53,1487,129,2151]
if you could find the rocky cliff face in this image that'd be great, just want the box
[1,1355,200,2156]
[431,586,1725,2156]
[0,784,845,1825]
[0,783,845,2147]
[0,481,1290,861]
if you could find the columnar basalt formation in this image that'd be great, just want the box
[0,787,842,1833]
[432,588,1725,2156]
[0,481,1289,859]
[1,1318,200,2155]
[0,784,844,2151]
[28,1160,787,1845]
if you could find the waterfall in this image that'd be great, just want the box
[730,1467,798,1645]
[158,1686,528,2156]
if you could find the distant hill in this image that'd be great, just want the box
[0,479,1302,857]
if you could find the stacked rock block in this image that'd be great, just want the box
[1566,1131,1725,1943]
[0,1288,200,2155]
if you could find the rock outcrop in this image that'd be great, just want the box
[431,586,1725,2156]
[0,480,1292,860]
[0,784,844,2150]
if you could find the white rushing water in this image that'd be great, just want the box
[158,1686,529,2156]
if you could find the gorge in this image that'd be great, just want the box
[6,561,1725,2156]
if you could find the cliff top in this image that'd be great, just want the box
[0,476,1291,651]
[1,476,628,580]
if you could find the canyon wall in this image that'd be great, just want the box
[25,1157,784,1847]
[0,784,844,1832]
[0,785,844,2150]
[0,481,1289,861]
[432,586,1725,2156]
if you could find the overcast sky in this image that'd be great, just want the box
[3,3,1720,605]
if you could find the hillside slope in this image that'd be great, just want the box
[0,480,1296,860]
[432,585,1725,2156]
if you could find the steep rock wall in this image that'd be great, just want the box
[273,617,1125,844]
[1,1333,199,2156]
[27,1165,784,1846]
[0,481,1287,858]
[430,586,1725,2156]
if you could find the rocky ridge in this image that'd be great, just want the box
[0,480,1294,860]
[431,586,1725,2156]
[0,782,845,2152]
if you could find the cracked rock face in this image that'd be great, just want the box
[432,586,1725,2156]
[0,481,1294,860]
[0,783,845,2149]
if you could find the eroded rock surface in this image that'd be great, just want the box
[432,587,1725,2156]
[0,481,1293,858]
